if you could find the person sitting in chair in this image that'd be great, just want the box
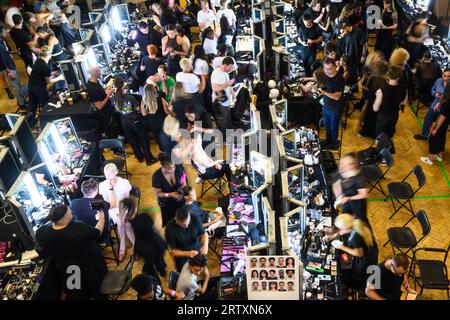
[183,186,224,229]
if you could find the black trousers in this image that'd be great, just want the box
[214,103,233,140]
[28,87,49,116]
[195,277,221,300]
[120,116,154,162]
[300,47,317,77]
[376,112,398,138]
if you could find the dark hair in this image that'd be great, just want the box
[158,64,168,72]
[188,253,208,267]
[222,57,234,66]
[131,274,154,297]
[260,270,268,276]
[81,178,98,197]
[175,205,191,221]
[323,57,336,66]
[217,44,227,56]
[288,281,294,285]
[340,54,351,66]
[302,13,312,22]
[113,77,126,108]
[252,270,258,276]
[165,24,176,32]
[325,42,337,55]
[139,21,149,29]
[50,205,68,223]
[193,45,207,69]
[176,24,186,37]
[340,18,351,28]
[12,14,23,25]
[133,213,157,240]
[184,104,196,114]
[219,14,232,35]
[269,257,275,261]
[392,253,409,270]
[157,152,173,167]
[387,65,403,80]
[422,50,431,59]
[36,26,47,34]
[120,198,135,222]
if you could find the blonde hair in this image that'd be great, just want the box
[152,3,161,12]
[389,48,410,67]
[335,214,374,247]
[163,115,180,140]
[104,163,119,175]
[170,81,191,103]
[179,58,192,72]
[142,83,159,115]
[339,4,354,21]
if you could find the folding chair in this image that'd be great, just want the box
[343,83,360,125]
[384,165,426,220]
[384,210,431,259]
[168,271,180,300]
[100,254,135,300]
[98,138,131,179]
[357,132,393,166]
[98,222,120,266]
[360,148,394,196]
[130,186,141,213]
[409,245,450,299]
[207,226,225,260]
[192,161,227,199]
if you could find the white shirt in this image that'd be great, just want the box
[192,134,215,174]
[99,177,132,223]
[216,9,236,28]
[5,7,21,28]
[212,0,221,8]
[176,262,198,300]
[211,67,231,106]
[176,72,201,93]
[197,9,216,31]
[203,38,218,55]
[191,57,209,76]
[212,56,237,72]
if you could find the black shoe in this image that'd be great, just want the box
[6,88,14,100]
[146,158,158,166]
[321,141,331,149]
[113,150,128,157]
[328,141,340,150]
[413,134,427,141]
[136,158,144,163]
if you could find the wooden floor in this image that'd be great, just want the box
[1,40,449,300]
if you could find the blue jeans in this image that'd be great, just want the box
[322,107,341,144]
[421,106,440,137]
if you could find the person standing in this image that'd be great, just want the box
[211,57,235,140]
[162,24,187,77]
[10,14,37,69]
[338,18,368,74]
[110,77,157,165]
[414,68,450,140]
[35,205,107,300]
[420,83,450,165]
[373,66,407,138]
[154,64,176,103]
[140,44,161,81]
[27,46,64,125]
[197,1,216,40]
[374,0,398,61]
[0,26,26,108]
[318,58,345,150]
[298,13,323,77]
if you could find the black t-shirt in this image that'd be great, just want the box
[69,197,110,239]
[165,214,205,252]
[322,72,345,112]
[343,27,366,66]
[340,172,367,197]
[10,27,32,57]
[28,58,51,91]
[375,261,404,300]
[345,231,369,274]
[111,94,140,117]
[379,84,407,115]
[35,221,101,264]
[298,21,322,52]
[152,165,185,193]
[86,80,114,113]
[142,56,161,79]
[135,29,161,53]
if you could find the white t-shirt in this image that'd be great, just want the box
[211,67,231,106]
[5,7,21,28]
[176,72,201,94]
[216,9,236,28]
[203,38,218,55]
[212,56,237,72]
[176,262,198,300]
[197,9,216,31]
[191,57,209,76]
[99,177,132,223]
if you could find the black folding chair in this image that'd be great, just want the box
[130,186,141,213]
[361,148,394,196]
[98,221,120,266]
[168,271,180,300]
[98,139,131,179]
[100,254,135,300]
[384,165,426,220]
[409,245,450,299]
[192,161,227,199]
[357,132,393,166]
[384,210,431,259]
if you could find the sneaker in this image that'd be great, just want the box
[414,134,427,141]
[357,133,363,138]
[195,176,202,184]
[379,159,387,166]
[420,157,433,165]
[434,155,443,162]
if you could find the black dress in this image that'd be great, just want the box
[152,165,186,227]
[429,100,450,154]
[376,83,407,138]
[142,91,167,149]
[375,10,397,61]
[340,172,370,225]
[360,75,386,138]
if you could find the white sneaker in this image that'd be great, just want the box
[195,176,202,184]
[435,155,443,162]
[420,157,433,165]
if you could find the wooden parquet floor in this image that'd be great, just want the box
[1,43,449,300]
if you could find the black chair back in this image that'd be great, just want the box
[375,132,392,152]
[379,148,394,168]
[412,165,426,188]
[169,271,180,291]
[130,186,141,198]
[415,210,431,237]
[99,139,124,151]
